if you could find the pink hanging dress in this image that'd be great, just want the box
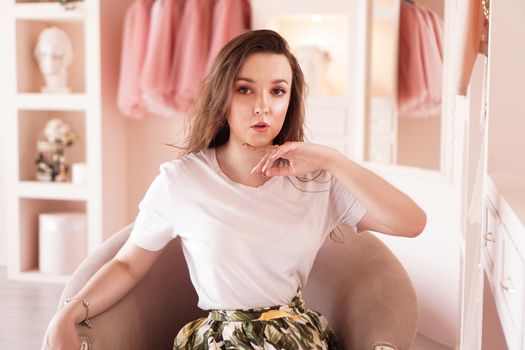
[413,4,442,117]
[169,0,214,113]
[140,0,185,118]
[117,0,154,119]
[397,0,427,116]
[205,0,251,72]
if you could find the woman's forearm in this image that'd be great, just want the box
[326,150,426,236]
[61,258,142,324]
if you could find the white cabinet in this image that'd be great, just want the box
[0,0,130,283]
[461,0,525,347]
[482,176,525,350]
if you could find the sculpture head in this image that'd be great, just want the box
[34,26,73,76]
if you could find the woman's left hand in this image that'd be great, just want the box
[245,142,338,177]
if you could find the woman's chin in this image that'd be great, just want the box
[244,140,273,148]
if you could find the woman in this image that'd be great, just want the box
[42,29,426,350]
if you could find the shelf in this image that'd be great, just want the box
[16,20,85,93]
[18,110,86,182]
[18,181,88,200]
[13,2,85,22]
[16,93,87,110]
[9,269,70,284]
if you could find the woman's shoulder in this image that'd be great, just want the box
[159,148,213,176]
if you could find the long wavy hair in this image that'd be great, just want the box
[176,29,306,155]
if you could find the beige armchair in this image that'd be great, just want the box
[56,224,418,350]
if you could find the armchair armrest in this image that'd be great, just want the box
[304,229,418,350]
[57,224,205,349]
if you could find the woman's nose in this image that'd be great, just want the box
[253,94,270,116]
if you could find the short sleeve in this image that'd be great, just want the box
[129,163,177,251]
[329,175,367,234]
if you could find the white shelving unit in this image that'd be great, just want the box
[366,0,400,164]
[1,0,130,283]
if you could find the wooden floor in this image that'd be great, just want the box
[0,267,63,350]
[0,266,451,350]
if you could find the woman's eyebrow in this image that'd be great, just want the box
[235,77,289,85]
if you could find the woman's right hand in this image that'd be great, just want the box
[41,311,80,350]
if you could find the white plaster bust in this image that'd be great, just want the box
[294,44,331,96]
[34,27,73,93]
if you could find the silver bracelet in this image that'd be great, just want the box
[64,297,92,328]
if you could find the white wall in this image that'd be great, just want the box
[0,147,6,265]
[367,163,460,347]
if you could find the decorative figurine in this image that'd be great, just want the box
[34,27,73,93]
[35,118,77,182]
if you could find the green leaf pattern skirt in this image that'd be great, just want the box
[173,291,341,349]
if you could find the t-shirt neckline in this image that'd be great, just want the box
[209,147,279,192]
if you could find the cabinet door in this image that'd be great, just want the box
[495,224,525,350]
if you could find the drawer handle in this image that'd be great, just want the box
[483,232,495,242]
[500,277,517,294]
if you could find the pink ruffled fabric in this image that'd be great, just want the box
[169,0,214,113]
[140,0,185,118]
[206,0,251,72]
[118,0,252,117]
[398,1,427,116]
[117,0,154,119]
[397,1,443,118]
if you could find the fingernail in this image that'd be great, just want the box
[251,166,258,174]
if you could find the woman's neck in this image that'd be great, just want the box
[215,142,271,186]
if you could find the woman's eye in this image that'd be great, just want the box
[238,86,251,94]
[273,88,287,96]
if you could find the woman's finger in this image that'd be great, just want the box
[265,165,292,177]
[262,146,281,173]
[250,151,271,174]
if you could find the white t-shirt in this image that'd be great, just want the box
[130,147,366,310]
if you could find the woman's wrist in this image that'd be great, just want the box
[323,147,346,172]
[61,298,87,324]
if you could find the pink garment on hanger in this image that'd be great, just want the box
[397,1,427,115]
[415,4,442,111]
[398,1,443,118]
[117,0,154,119]
[426,7,444,60]
[170,0,214,113]
[140,0,185,118]
[206,0,251,72]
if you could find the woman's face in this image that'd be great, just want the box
[227,53,293,147]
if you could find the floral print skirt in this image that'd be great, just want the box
[173,291,341,349]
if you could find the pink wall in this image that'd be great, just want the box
[125,115,187,223]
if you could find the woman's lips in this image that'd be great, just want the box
[251,121,270,133]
